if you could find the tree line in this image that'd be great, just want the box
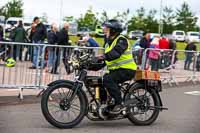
[0,0,199,34]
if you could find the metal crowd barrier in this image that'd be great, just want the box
[1,41,200,99]
[38,44,105,89]
[0,41,104,99]
[141,48,200,86]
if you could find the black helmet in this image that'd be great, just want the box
[103,19,123,33]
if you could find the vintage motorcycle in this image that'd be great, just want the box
[41,52,167,129]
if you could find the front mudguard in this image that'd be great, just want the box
[47,79,75,87]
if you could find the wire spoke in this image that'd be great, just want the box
[69,108,80,117]
[71,104,81,111]
[127,88,157,121]
[58,88,65,98]
[48,103,60,109]
[47,86,82,123]
[50,93,62,102]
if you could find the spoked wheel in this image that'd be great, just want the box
[41,82,87,129]
[125,83,160,125]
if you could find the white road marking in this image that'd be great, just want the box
[184,91,200,96]
[7,89,19,91]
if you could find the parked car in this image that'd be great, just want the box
[5,17,23,32]
[0,16,5,27]
[185,31,200,43]
[164,34,175,40]
[172,30,186,42]
[23,20,32,31]
[77,27,90,36]
[150,33,161,39]
[68,22,78,35]
[128,30,144,40]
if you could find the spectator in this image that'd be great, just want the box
[25,22,36,61]
[9,23,16,41]
[148,36,160,71]
[46,23,58,72]
[169,38,176,50]
[79,34,99,56]
[12,20,27,61]
[30,17,47,69]
[169,39,177,68]
[132,39,142,65]
[139,32,150,69]
[57,22,70,59]
[12,20,27,42]
[0,25,4,59]
[0,25,3,41]
[139,32,150,49]
[52,22,69,74]
[184,41,197,70]
[196,52,200,71]
[27,22,36,43]
[159,36,169,49]
[78,35,99,47]
[159,36,170,69]
[57,22,69,46]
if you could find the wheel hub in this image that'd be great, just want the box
[59,98,70,111]
[137,96,150,112]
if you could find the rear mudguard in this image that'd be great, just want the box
[125,81,163,107]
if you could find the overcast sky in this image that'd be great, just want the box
[0,0,200,24]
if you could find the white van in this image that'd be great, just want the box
[0,16,5,27]
[23,19,32,31]
[172,30,186,42]
[185,32,200,43]
[5,17,23,32]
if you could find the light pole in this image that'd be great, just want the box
[59,0,63,29]
[159,0,163,34]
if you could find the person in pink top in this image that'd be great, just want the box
[148,35,160,71]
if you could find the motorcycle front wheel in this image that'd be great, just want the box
[41,82,87,129]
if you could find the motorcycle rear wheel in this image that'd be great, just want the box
[125,83,160,125]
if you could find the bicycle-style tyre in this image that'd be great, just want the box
[125,83,160,126]
[41,82,87,129]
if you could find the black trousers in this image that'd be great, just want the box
[52,48,72,74]
[103,69,136,105]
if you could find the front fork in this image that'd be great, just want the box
[68,81,83,103]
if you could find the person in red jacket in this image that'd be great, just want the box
[159,36,169,49]
[159,36,170,69]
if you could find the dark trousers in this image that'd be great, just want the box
[51,48,72,74]
[184,54,193,70]
[52,48,60,73]
[150,59,159,71]
[13,45,23,61]
[103,69,136,105]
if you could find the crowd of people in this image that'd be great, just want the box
[132,32,199,72]
[0,17,199,73]
[133,32,176,71]
[0,16,100,74]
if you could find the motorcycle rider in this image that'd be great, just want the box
[99,19,137,114]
